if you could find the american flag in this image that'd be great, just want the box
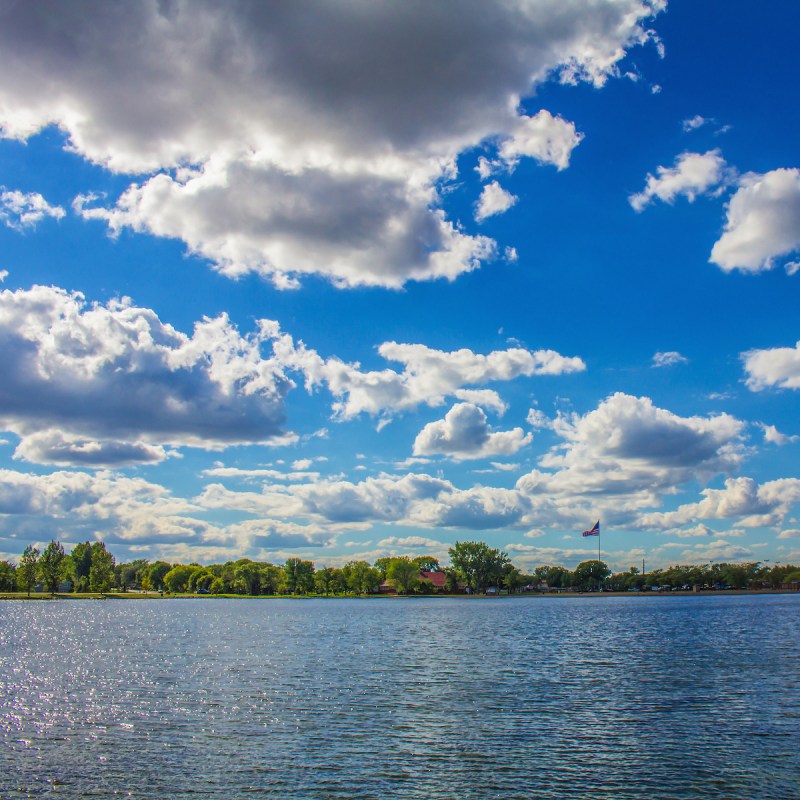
[582,520,600,537]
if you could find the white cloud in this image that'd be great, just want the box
[531,392,745,496]
[0,285,293,465]
[759,423,798,446]
[1,189,65,231]
[652,351,688,368]
[484,110,583,175]
[273,333,585,420]
[413,402,532,461]
[778,529,800,539]
[453,389,507,415]
[710,169,800,272]
[742,340,800,391]
[682,115,709,132]
[526,408,553,429]
[630,150,730,212]
[640,476,800,530]
[376,535,444,550]
[682,540,754,563]
[0,1,664,289]
[665,523,715,538]
[475,181,518,222]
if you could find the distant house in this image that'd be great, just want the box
[379,570,447,594]
[420,571,446,590]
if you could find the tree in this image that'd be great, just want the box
[235,561,262,595]
[18,545,40,596]
[70,541,94,592]
[260,564,282,595]
[448,541,509,593]
[283,558,315,594]
[39,540,66,593]
[117,559,149,591]
[89,542,116,592]
[573,560,610,591]
[163,564,198,594]
[314,566,337,595]
[343,560,381,594]
[145,561,172,592]
[386,556,420,595]
[412,555,441,573]
[0,560,16,591]
[502,564,525,594]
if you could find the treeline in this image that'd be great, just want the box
[2,538,799,596]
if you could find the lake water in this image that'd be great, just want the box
[1,595,798,799]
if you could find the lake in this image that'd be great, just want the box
[1,595,798,799]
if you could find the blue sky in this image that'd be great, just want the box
[0,0,799,572]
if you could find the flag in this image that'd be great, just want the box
[582,520,600,537]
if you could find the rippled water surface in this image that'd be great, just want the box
[1,595,799,799]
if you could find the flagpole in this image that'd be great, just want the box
[598,527,601,592]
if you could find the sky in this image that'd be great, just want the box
[0,0,799,573]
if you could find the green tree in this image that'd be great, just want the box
[18,545,40,596]
[235,561,262,595]
[343,560,381,594]
[188,567,214,592]
[573,560,610,591]
[448,541,509,593]
[314,566,337,595]
[443,568,460,593]
[412,555,441,573]
[39,540,66,593]
[117,559,149,591]
[70,541,94,592]
[259,564,282,595]
[502,564,525,594]
[163,564,198,594]
[386,556,420,595]
[89,542,116,592]
[145,561,172,592]
[282,558,315,594]
[0,560,16,591]
[373,557,392,576]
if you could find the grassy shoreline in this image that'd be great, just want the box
[1,588,797,601]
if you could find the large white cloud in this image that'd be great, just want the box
[533,392,746,496]
[413,402,532,460]
[639,476,800,529]
[742,339,800,391]
[711,169,800,272]
[629,150,730,212]
[272,333,586,420]
[0,0,664,288]
[0,285,293,464]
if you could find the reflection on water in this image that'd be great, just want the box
[1,595,798,799]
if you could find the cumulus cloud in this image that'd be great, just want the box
[272,332,585,420]
[0,1,664,288]
[629,150,731,212]
[376,535,444,550]
[710,169,800,272]
[652,351,688,368]
[778,528,800,539]
[759,424,799,446]
[534,392,746,496]
[640,476,800,529]
[0,285,293,465]
[413,403,532,460]
[1,189,65,230]
[742,340,800,391]
[478,110,583,177]
[475,181,518,222]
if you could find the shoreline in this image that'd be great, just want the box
[1,588,797,601]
